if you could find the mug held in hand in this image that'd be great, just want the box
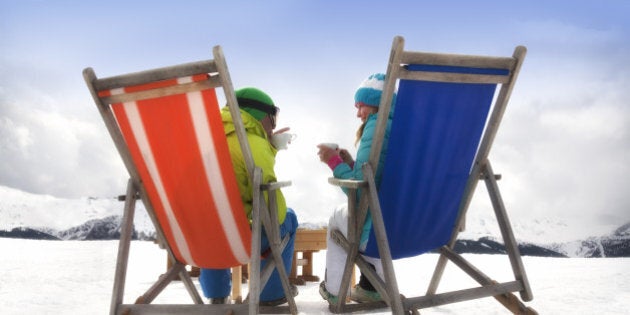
[271,133,297,150]
[319,142,339,150]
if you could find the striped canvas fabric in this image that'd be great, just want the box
[98,74,252,269]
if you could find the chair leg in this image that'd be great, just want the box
[249,169,263,314]
[484,161,533,302]
[331,187,361,313]
[231,265,243,303]
[364,165,405,314]
[135,262,185,304]
[110,180,138,315]
[179,268,203,304]
[289,251,302,285]
[426,252,449,295]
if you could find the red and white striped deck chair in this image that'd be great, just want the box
[83,46,297,315]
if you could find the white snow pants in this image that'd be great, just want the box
[324,204,384,296]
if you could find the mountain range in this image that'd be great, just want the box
[1,185,628,258]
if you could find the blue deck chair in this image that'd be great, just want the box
[328,36,536,314]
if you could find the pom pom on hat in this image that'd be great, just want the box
[354,73,386,107]
[235,87,277,121]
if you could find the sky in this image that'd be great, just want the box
[1,1,629,235]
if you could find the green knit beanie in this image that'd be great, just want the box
[235,87,277,121]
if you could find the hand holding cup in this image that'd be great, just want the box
[317,143,340,163]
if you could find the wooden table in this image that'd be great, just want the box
[289,228,327,285]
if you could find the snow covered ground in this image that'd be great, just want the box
[1,238,628,314]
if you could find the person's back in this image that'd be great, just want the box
[220,103,287,223]
[199,87,298,306]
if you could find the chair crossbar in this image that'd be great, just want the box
[400,50,517,70]
[406,281,524,310]
[117,304,294,315]
[134,262,187,304]
[330,229,392,302]
[327,178,367,189]
[260,180,293,191]
[100,77,221,104]
[399,68,510,84]
[440,245,502,285]
[94,60,218,91]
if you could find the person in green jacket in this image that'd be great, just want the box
[199,87,298,306]
[316,73,396,305]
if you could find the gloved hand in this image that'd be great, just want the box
[317,144,339,163]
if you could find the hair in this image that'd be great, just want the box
[355,105,379,146]
[355,121,366,146]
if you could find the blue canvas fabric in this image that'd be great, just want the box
[363,65,509,259]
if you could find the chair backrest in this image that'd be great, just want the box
[85,52,253,269]
[364,37,526,259]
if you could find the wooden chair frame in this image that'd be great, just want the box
[327,36,536,314]
[83,45,297,315]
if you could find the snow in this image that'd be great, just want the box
[1,238,628,314]
[1,185,629,313]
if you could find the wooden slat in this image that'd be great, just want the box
[440,246,501,285]
[400,50,516,70]
[133,262,187,304]
[100,78,221,104]
[484,162,534,302]
[260,180,292,191]
[95,60,217,91]
[439,246,535,313]
[336,281,525,314]
[328,177,367,189]
[295,229,327,242]
[399,67,510,84]
[405,281,524,310]
[294,229,327,252]
[118,303,294,315]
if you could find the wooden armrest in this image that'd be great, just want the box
[328,177,367,189]
[261,180,292,191]
[479,174,502,180]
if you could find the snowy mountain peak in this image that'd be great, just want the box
[0,185,154,234]
[613,222,630,238]
[1,185,628,257]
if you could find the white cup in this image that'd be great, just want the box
[271,133,297,150]
[319,142,339,150]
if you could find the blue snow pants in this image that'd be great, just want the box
[199,208,298,302]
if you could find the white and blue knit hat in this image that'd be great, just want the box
[354,73,390,107]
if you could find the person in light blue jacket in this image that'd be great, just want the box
[316,73,396,305]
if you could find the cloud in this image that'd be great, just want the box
[489,72,630,230]
[0,94,126,198]
[517,19,619,48]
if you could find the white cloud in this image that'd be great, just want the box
[0,100,126,198]
[490,85,630,231]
